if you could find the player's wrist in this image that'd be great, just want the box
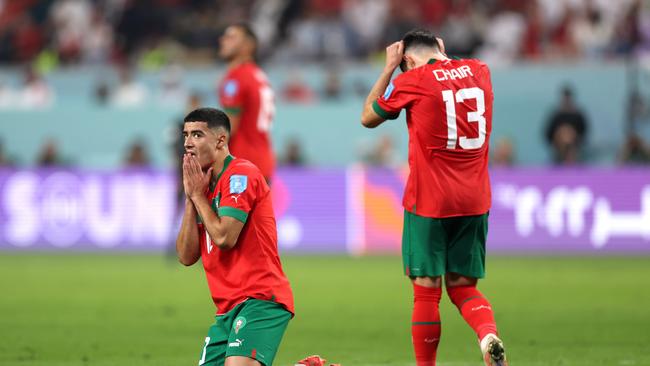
[383,65,398,74]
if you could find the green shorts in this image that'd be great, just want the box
[198,299,292,366]
[402,210,488,279]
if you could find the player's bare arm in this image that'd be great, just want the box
[176,198,201,266]
[184,154,245,250]
[176,153,203,265]
[361,41,404,128]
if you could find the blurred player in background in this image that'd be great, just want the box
[176,108,294,366]
[218,23,276,182]
[361,29,507,366]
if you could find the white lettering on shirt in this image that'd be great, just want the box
[433,65,473,81]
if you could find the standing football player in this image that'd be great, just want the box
[218,23,276,182]
[176,107,294,366]
[361,29,508,366]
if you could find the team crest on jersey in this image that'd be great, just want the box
[383,82,395,100]
[233,316,247,334]
[224,80,238,97]
[230,175,248,194]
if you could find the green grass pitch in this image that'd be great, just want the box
[1,254,649,366]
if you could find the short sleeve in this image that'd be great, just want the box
[219,78,244,116]
[373,73,419,120]
[218,168,257,223]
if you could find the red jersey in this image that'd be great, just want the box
[373,58,493,218]
[198,155,294,315]
[219,62,275,180]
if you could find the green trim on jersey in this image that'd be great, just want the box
[372,100,399,120]
[224,107,241,116]
[427,58,437,65]
[216,155,234,182]
[218,206,248,223]
[198,157,234,225]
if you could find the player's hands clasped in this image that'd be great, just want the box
[385,41,404,71]
[183,154,213,200]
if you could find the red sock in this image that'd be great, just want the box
[447,285,498,341]
[411,284,442,366]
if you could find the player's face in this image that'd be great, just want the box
[219,26,246,61]
[183,122,219,170]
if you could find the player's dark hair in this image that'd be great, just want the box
[184,107,231,134]
[400,29,441,72]
[232,22,258,53]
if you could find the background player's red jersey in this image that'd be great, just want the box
[198,156,294,315]
[219,62,275,179]
[374,58,493,218]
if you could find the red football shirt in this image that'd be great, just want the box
[373,58,494,218]
[198,155,294,315]
[219,62,276,180]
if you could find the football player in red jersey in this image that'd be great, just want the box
[361,29,508,366]
[176,107,293,366]
[218,24,276,182]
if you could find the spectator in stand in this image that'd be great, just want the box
[544,85,589,165]
[158,64,188,106]
[123,138,151,167]
[322,68,342,100]
[111,66,148,108]
[12,13,44,62]
[36,138,65,167]
[19,67,54,109]
[282,72,316,103]
[82,8,114,64]
[50,0,92,64]
[0,79,16,109]
[280,138,307,167]
[619,133,650,164]
[0,139,16,167]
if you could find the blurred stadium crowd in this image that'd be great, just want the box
[1,0,650,169]
[0,0,648,66]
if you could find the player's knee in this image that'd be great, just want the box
[444,272,477,288]
[412,276,442,288]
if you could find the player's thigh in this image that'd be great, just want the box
[402,210,447,278]
[446,213,488,279]
[198,318,230,366]
[225,299,292,366]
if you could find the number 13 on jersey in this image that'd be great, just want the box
[442,87,486,150]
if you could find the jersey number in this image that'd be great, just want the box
[257,86,275,132]
[442,87,486,150]
[199,336,210,365]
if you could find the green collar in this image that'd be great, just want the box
[216,155,234,181]
[210,155,234,191]
[428,56,460,65]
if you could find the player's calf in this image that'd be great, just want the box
[446,284,498,341]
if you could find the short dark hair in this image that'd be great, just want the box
[400,29,440,71]
[184,107,230,134]
[233,23,258,52]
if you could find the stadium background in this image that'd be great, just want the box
[1,0,649,365]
